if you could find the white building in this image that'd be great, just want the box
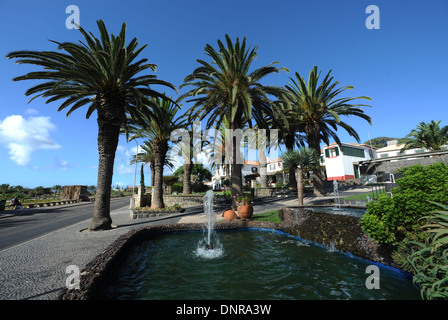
[376,139,428,159]
[211,142,380,187]
[321,142,377,181]
[211,160,260,190]
[267,158,283,175]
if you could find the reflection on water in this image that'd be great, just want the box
[99,230,420,300]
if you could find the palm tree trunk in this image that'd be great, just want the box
[259,149,267,188]
[306,128,324,195]
[150,162,155,187]
[151,139,168,209]
[296,168,304,206]
[230,121,243,198]
[183,162,193,194]
[89,108,122,231]
[285,136,297,190]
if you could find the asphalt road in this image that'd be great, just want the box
[0,197,131,251]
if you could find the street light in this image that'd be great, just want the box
[133,140,139,195]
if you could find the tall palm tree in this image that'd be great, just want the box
[127,97,186,209]
[398,120,448,152]
[285,66,372,195]
[6,20,177,230]
[281,148,320,206]
[179,34,288,197]
[169,121,209,194]
[207,117,232,184]
[268,100,306,189]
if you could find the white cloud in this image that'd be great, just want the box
[25,108,39,116]
[115,144,139,175]
[116,163,134,175]
[0,114,61,166]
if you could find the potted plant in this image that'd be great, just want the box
[234,194,254,219]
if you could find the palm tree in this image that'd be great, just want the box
[269,100,306,189]
[129,140,175,188]
[285,66,372,195]
[127,97,186,209]
[207,117,232,185]
[281,148,320,206]
[6,20,177,230]
[170,121,208,194]
[179,34,288,197]
[398,120,448,152]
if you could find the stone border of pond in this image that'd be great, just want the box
[56,207,402,300]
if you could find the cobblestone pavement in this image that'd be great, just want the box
[0,187,370,300]
[0,205,182,300]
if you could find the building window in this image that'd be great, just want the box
[325,147,339,158]
[342,146,365,158]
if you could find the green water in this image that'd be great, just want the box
[99,229,421,300]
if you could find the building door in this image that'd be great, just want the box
[353,164,360,179]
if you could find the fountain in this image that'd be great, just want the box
[204,190,215,249]
[196,190,223,259]
[98,230,421,300]
[69,186,419,300]
[333,179,341,210]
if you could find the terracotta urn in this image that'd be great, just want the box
[237,204,253,220]
[222,209,237,221]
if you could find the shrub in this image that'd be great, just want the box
[192,182,210,193]
[361,162,448,245]
[171,182,183,193]
[396,202,448,300]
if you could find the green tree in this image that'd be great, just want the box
[127,97,185,209]
[284,66,372,195]
[0,184,10,193]
[32,186,45,199]
[170,121,209,194]
[180,34,288,197]
[140,163,145,191]
[363,136,398,148]
[52,185,62,198]
[398,120,448,152]
[87,185,97,195]
[7,20,177,230]
[269,100,306,189]
[281,148,320,206]
[174,163,212,183]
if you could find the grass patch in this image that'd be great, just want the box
[342,189,386,201]
[251,210,282,223]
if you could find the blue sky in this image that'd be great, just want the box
[0,0,447,188]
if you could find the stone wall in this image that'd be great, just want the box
[61,185,89,201]
[163,195,204,207]
[278,207,396,267]
[253,187,274,197]
[360,154,448,175]
[133,193,205,208]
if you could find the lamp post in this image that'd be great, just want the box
[133,140,139,194]
[130,140,139,211]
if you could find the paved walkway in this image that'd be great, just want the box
[0,186,371,300]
